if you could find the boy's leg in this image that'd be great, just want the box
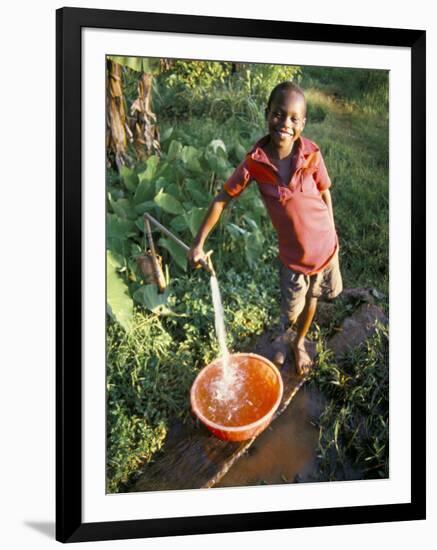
[293,249,342,374]
[292,294,318,376]
[274,264,308,367]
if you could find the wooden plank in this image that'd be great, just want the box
[131,330,315,492]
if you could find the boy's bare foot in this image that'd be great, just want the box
[292,341,313,376]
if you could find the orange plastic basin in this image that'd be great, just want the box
[190,353,283,441]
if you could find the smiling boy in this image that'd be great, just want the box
[188,82,342,375]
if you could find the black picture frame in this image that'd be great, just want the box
[56,6,426,543]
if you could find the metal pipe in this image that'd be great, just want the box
[144,213,215,276]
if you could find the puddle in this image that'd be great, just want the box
[215,386,322,487]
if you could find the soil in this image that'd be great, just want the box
[216,386,323,487]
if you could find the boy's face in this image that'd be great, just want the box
[266,90,306,149]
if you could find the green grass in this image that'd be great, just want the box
[302,85,389,295]
[106,66,389,492]
[308,323,389,481]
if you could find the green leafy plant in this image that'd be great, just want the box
[107,250,133,332]
[106,126,274,330]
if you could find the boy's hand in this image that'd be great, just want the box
[188,244,204,268]
[188,245,213,270]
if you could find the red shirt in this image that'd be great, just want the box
[223,135,338,275]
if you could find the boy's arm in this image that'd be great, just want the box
[188,190,233,267]
[321,189,335,226]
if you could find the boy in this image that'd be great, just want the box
[188,82,342,375]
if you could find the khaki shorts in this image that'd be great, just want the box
[279,250,343,328]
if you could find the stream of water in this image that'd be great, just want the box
[208,275,243,407]
[210,275,230,375]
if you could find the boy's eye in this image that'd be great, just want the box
[272,112,301,123]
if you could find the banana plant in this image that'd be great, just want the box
[106,56,162,169]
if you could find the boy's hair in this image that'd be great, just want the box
[266,81,306,115]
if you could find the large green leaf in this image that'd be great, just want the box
[107,214,136,256]
[133,285,174,316]
[242,214,262,233]
[166,140,183,161]
[155,162,175,180]
[159,237,187,271]
[107,185,124,201]
[160,126,174,142]
[154,189,184,215]
[223,165,234,180]
[169,214,188,233]
[226,223,247,238]
[138,155,159,183]
[184,207,206,237]
[204,151,229,176]
[181,145,202,173]
[107,251,133,332]
[134,180,156,205]
[166,183,183,201]
[108,194,136,220]
[233,141,247,161]
[185,179,211,206]
[119,166,139,192]
[133,157,160,204]
[207,139,227,157]
[134,200,157,215]
[154,177,167,195]
[107,214,135,239]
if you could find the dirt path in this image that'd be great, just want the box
[216,387,322,487]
